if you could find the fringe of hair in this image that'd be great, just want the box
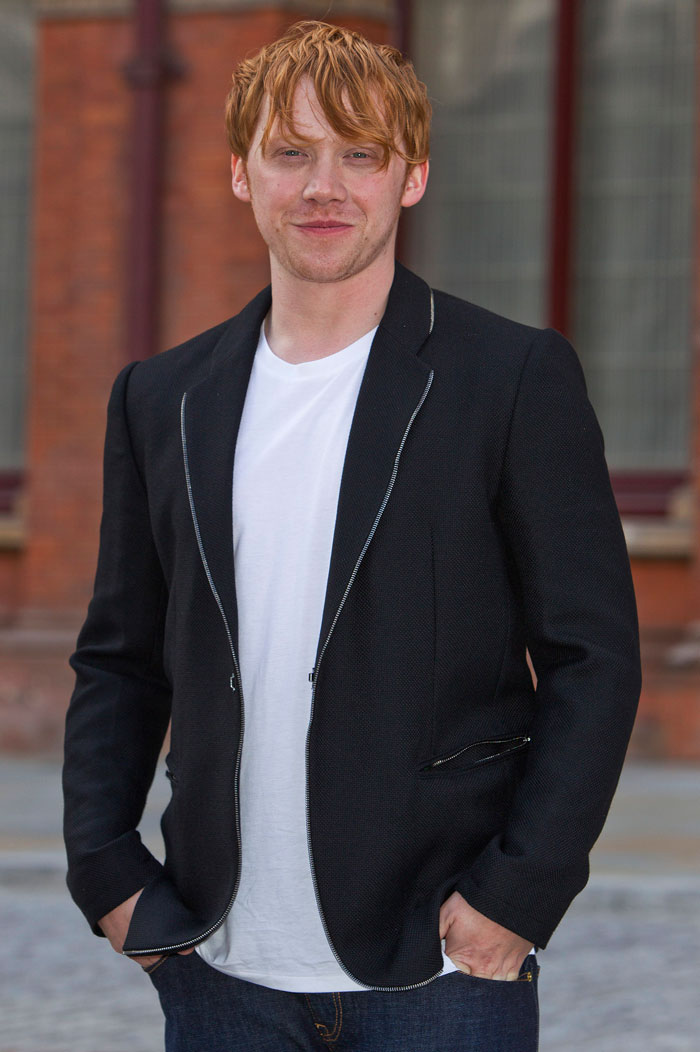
[224,21,431,170]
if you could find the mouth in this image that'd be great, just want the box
[294,220,353,234]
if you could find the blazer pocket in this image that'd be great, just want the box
[418,734,530,774]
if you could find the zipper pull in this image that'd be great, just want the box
[229,673,237,692]
[308,667,316,685]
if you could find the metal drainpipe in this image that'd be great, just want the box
[123,0,183,362]
[547,0,580,338]
[394,0,413,265]
[395,0,411,55]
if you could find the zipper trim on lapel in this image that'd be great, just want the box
[124,392,245,957]
[306,365,439,991]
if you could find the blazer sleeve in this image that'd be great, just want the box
[63,362,170,933]
[455,327,641,949]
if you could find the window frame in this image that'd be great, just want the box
[401,0,694,518]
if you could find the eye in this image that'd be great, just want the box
[282,149,303,157]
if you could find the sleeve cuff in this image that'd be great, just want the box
[66,829,164,934]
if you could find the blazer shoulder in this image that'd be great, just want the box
[429,287,580,383]
[432,287,542,352]
[126,316,234,393]
[107,316,242,461]
[123,281,272,406]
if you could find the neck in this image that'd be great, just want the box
[265,255,395,364]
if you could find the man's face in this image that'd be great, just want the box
[231,79,428,286]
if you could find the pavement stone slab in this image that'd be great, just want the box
[2,880,698,1051]
[0,757,697,1050]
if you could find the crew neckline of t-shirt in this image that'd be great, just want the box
[258,323,377,380]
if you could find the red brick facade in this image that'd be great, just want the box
[1,3,698,756]
[23,8,388,623]
[0,5,390,750]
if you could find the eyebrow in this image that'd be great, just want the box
[265,128,378,150]
[267,131,322,146]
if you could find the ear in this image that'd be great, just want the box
[231,154,251,203]
[401,160,429,209]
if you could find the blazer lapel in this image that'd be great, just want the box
[315,264,435,658]
[180,264,435,677]
[181,285,272,658]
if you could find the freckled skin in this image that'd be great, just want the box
[230,79,427,287]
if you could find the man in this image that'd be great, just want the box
[63,20,641,1051]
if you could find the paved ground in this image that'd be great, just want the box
[1,757,698,1051]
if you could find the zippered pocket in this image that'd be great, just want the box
[419,735,530,773]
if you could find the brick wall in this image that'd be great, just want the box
[631,560,696,629]
[0,4,389,750]
[0,550,22,628]
[2,2,699,756]
[23,16,133,621]
[23,6,389,623]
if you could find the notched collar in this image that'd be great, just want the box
[181,264,436,670]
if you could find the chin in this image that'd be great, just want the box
[282,246,389,286]
[293,266,358,284]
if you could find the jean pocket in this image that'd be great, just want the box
[453,954,539,984]
[141,954,170,976]
[516,955,540,983]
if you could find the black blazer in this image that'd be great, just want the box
[63,263,641,989]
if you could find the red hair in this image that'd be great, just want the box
[225,21,431,170]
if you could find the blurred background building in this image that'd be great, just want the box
[0,0,698,757]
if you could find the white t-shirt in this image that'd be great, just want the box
[197,323,458,991]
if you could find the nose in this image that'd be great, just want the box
[302,158,347,205]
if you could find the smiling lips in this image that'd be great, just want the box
[294,219,354,234]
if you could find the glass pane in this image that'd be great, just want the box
[574,0,696,471]
[407,0,554,327]
[0,0,34,472]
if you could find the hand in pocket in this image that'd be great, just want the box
[439,891,532,981]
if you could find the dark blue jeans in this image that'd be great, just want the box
[146,950,539,1051]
